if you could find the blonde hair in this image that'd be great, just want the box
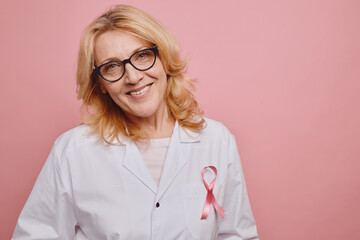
[77,5,204,143]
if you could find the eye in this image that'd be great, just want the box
[102,62,122,74]
[133,49,154,63]
[138,51,149,58]
[106,63,118,70]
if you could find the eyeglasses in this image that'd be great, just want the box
[93,46,158,82]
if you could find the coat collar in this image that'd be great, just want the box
[110,121,201,145]
[118,121,201,196]
[178,122,201,143]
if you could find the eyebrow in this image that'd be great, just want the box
[97,45,151,66]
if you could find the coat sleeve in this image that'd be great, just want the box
[12,142,77,239]
[217,134,259,240]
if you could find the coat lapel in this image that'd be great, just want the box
[156,122,200,201]
[122,140,157,194]
[117,121,201,199]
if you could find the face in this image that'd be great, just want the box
[94,30,168,121]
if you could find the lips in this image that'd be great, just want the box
[127,83,153,96]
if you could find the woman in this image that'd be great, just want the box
[13,5,259,240]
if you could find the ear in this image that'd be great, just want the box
[100,84,107,94]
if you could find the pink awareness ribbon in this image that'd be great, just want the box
[200,166,225,219]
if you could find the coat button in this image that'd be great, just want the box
[156,202,160,208]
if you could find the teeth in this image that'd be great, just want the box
[129,86,149,96]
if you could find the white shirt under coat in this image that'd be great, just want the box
[12,118,259,240]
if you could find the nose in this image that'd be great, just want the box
[123,62,143,85]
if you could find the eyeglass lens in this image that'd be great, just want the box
[100,48,156,81]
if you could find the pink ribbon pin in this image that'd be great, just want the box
[200,166,225,219]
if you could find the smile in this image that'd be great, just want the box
[128,83,152,96]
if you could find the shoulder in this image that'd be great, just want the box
[200,117,235,144]
[202,117,233,136]
[52,124,99,156]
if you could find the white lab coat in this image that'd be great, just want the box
[12,118,259,240]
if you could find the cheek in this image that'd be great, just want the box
[99,83,107,94]
[103,81,124,96]
[151,59,167,79]
[152,67,168,86]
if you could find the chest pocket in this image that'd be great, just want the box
[182,183,224,240]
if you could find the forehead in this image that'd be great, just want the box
[94,30,150,63]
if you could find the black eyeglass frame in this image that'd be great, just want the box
[93,46,158,82]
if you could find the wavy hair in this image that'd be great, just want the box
[77,5,204,143]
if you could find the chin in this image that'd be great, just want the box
[123,100,166,119]
[127,107,158,119]
[134,112,156,118]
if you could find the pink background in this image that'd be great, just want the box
[1,0,359,239]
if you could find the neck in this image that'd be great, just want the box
[127,102,175,139]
